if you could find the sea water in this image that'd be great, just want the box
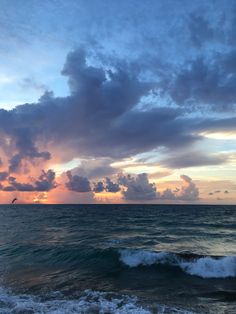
[0,204,235,313]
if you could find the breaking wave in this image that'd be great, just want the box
[0,288,150,314]
[119,249,236,278]
[0,288,194,314]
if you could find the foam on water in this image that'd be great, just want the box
[0,288,195,314]
[119,249,171,267]
[0,288,150,314]
[179,256,236,278]
[119,249,236,278]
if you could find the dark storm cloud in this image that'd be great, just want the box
[161,151,228,168]
[0,48,204,168]
[8,154,22,173]
[0,171,8,181]
[9,150,51,173]
[105,177,120,193]
[35,169,57,191]
[92,176,122,193]
[0,113,51,173]
[195,117,236,133]
[92,177,120,193]
[0,46,235,172]
[66,171,91,192]
[0,169,56,192]
[168,50,236,112]
[93,181,104,193]
[61,48,150,118]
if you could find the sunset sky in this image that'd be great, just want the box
[0,0,236,204]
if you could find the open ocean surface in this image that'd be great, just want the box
[0,204,235,314]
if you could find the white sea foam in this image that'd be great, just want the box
[0,288,151,314]
[180,256,236,278]
[0,287,196,314]
[119,249,173,267]
[119,249,236,278]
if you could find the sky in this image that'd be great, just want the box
[0,0,236,204]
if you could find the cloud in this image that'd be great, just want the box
[119,173,157,200]
[228,9,236,45]
[160,175,199,201]
[149,171,172,179]
[160,151,228,168]
[0,47,235,190]
[160,188,177,200]
[0,171,8,181]
[9,151,51,173]
[0,49,202,164]
[195,117,236,133]
[92,177,120,193]
[34,169,57,191]
[105,177,120,192]
[118,173,199,201]
[3,127,51,174]
[168,50,236,112]
[66,171,91,192]
[0,169,56,192]
[188,13,215,47]
[93,181,104,193]
[0,47,235,173]
[65,169,122,195]
[209,189,230,195]
[70,158,118,179]
[20,77,48,93]
[177,175,199,200]
[0,1,235,204]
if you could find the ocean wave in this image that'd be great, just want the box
[0,288,150,314]
[0,288,194,314]
[119,249,236,278]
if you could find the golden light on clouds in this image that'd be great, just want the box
[33,192,48,204]
[51,158,81,175]
[95,191,123,203]
[201,132,236,140]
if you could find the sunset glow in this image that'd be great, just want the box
[0,0,235,204]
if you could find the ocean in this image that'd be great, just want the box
[0,204,235,314]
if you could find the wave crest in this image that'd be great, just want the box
[0,288,151,314]
[0,288,196,314]
[119,249,236,278]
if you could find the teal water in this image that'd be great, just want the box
[0,204,235,313]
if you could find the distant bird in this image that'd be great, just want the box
[11,198,17,204]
